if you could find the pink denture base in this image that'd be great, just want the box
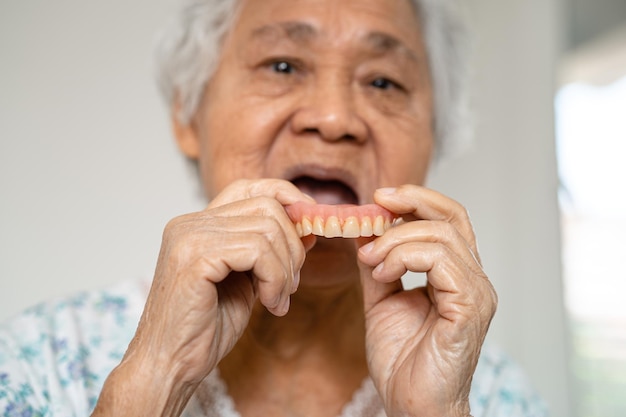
[285,202,398,238]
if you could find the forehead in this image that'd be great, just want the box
[231,0,424,54]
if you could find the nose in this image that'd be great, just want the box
[291,76,368,143]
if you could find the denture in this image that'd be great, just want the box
[286,202,398,238]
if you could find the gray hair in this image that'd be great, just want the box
[155,0,472,160]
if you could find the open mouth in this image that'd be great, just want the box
[290,176,359,206]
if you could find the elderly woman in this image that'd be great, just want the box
[0,0,545,416]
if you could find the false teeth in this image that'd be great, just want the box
[373,216,385,236]
[301,217,313,236]
[342,216,360,238]
[313,216,324,236]
[360,216,373,237]
[324,216,342,237]
[294,215,393,238]
[286,203,397,239]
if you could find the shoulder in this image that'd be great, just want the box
[0,278,149,416]
[470,343,548,417]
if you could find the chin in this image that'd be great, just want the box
[300,238,360,287]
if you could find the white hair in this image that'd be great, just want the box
[154,0,472,160]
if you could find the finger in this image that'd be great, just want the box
[191,231,295,316]
[208,179,316,209]
[358,220,482,276]
[369,241,496,322]
[356,237,403,313]
[168,207,301,305]
[374,185,480,263]
[358,259,404,314]
[226,213,303,299]
[202,197,308,291]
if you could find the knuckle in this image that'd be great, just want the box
[162,214,190,240]
[214,179,250,202]
[248,179,276,196]
[431,241,451,259]
[247,196,284,216]
[255,211,283,233]
[489,285,499,311]
[457,206,474,231]
[256,195,281,208]
[248,230,272,249]
[476,279,498,317]
[431,220,456,241]
[452,203,471,224]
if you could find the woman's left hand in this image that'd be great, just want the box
[357,185,497,417]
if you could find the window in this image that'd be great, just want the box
[556,46,626,416]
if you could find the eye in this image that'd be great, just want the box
[371,77,397,90]
[272,60,295,74]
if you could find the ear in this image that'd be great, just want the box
[171,104,201,160]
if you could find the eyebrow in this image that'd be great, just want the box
[365,31,420,63]
[251,21,317,44]
[250,21,419,63]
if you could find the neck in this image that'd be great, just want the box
[218,281,369,410]
[222,259,367,363]
[217,245,370,415]
[253,283,363,356]
[237,239,364,355]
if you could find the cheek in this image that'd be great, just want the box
[196,100,288,197]
[379,148,425,185]
[372,118,434,186]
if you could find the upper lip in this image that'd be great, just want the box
[282,163,360,203]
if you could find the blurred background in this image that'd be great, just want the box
[1,0,625,416]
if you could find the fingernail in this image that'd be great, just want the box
[279,297,290,316]
[270,294,282,309]
[292,270,300,293]
[376,187,396,195]
[359,241,375,256]
[373,262,385,276]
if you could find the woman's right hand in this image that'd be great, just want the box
[92,179,314,417]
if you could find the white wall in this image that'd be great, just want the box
[0,0,570,416]
[428,1,571,415]
[0,0,205,317]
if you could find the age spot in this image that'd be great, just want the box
[285,202,398,238]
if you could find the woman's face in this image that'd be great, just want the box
[179,0,434,205]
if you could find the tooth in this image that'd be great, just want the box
[313,216,325,236]
[360,216,373,237]
[324,216,342,238]
[295,222,303,237]
[384,219,391,232]
[301,217,313,236]
[373,216,385,236]
[342,216,360,238]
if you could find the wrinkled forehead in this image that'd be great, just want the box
[250,20,421,64]
[230,0,424,55]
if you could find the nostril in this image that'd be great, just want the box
[341,134,357,142]
[297,124,362,143]
[291,96,368,143]
[300,129,359,143]
[301,128,356,140]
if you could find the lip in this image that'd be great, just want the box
[282,163,361,204]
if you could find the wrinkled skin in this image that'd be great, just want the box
[92,0,497,416]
